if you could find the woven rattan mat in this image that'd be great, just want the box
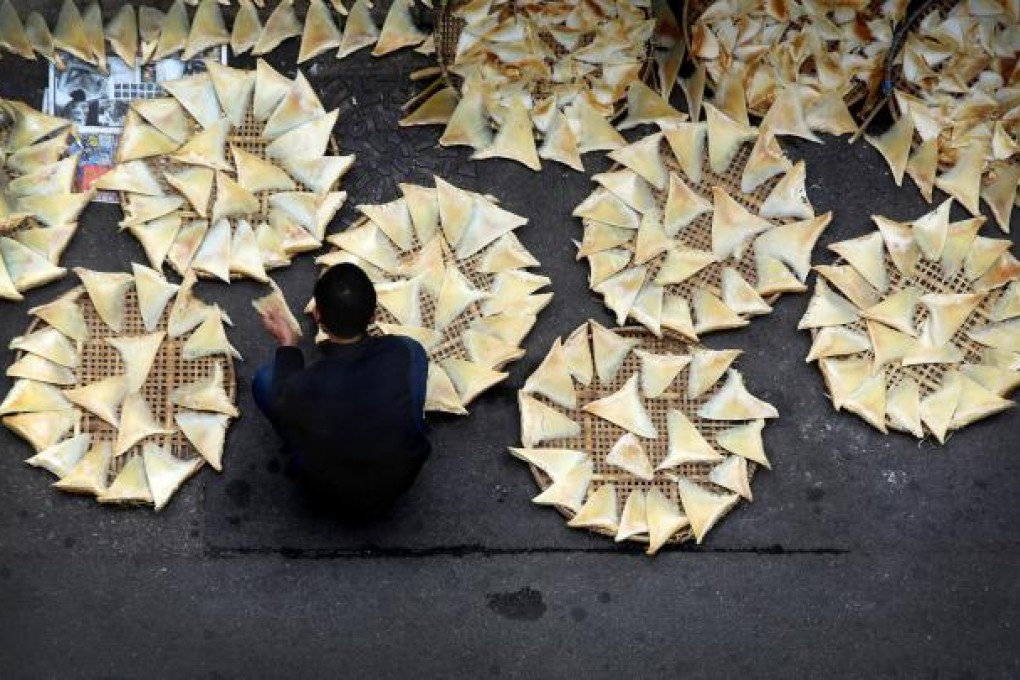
[22,288,238,483]
[683,0,874,119]
[0,123,56,238]
[362,216,498,365]
[661,136,784,299]
[434,0,654,114]
[527,326,757,545]
[816,253,997,403]
[132,108,338,224]
[589,133,791,314]
[435,0,471,93]
[888,0,1017,173]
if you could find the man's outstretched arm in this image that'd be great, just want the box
[259,308,304,409]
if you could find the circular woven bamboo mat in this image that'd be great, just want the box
[652,135,784,298]
[816,253,996,399]
[523,325,763,546]
[21,286,237,487]
[682,0,877,120]
[434,0,654,117]
[886,0,1019,173]
[434,0,471,91]
[886,100,1017,176]
[130,109,341,227]
[0,120,45,236]
[322,180,549,413]
[118,68,347,282]
[125,108,342,281]
[581,130,810,336]
[361,217,499,365]
[0,112,76,285]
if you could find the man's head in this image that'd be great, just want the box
[314,264,377,339]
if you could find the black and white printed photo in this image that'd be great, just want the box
[95,100,129,128]
[141,50,218,84]
[51,54,133,129]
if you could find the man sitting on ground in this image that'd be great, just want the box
[253,263,431,517]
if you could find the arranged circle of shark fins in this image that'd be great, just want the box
[1,265,241,510]
[512,322,778,554]
[0,0,432,71]
[400,0,690,173]
[0,99,89,302]
[867,0,1020,232]
[685,0,907,128]
[318,176,550,415]
[575,110,831,339]
[801,199,1020,442]
[95,60,353,283]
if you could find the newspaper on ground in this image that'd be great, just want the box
[43,48,226,203]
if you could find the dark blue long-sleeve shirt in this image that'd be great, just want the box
[270,336,431,516]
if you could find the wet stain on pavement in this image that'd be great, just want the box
[486,587,546,621]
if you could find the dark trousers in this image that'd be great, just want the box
[252,362,306,472]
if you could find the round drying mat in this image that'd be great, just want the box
[321,178,550,414]
[625,135,785,300]
[21,286,237,489]
[130,109,342,227]
[434,0,468,87]
[0,116,43,236]
[886,0,1020,174]
[523,326,764,547]
[116,66,348,283]
[434,0,654,116]
[125,109,342,281]
[811,251,1009,437]
[885,99,1020,177]
[579,128,823,338]
[357,216,499,365]
[0,107,82,296]
[682,0,877,120]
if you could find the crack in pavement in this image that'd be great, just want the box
[204,544,851,560]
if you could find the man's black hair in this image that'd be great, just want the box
[314,264,377,338]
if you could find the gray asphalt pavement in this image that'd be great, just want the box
[1,5,1018,678]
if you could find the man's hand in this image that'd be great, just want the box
[260,308,299,347]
